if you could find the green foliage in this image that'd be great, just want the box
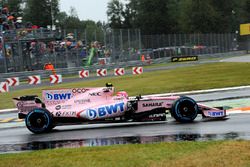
[107,0,250,34]
[3,0,249,34]
[107,0,124,28]
[243,0,250,22]
[23,0,60,27]
[1,0,23,15]
[179,0,218,33]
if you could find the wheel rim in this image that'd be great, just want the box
[28,112,48,129]
[178,100,196,118]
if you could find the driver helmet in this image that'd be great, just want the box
[116,91,128,99]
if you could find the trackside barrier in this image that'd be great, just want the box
[0,82,9,93]
[6,77,19,86]
[79,70,89,78]
[0,51,247,83]
[2,67,144,91]
[97,69,107,77]
[50,74,62,84]
[132,67,143,75]
[28,75,41,85]
[114,68,125,76]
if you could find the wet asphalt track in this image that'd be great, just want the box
[0,113,249,153]
[1,55,250,153]
[1,88,250,153]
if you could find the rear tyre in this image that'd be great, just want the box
[25,108,53,134]
[171,96,198,123]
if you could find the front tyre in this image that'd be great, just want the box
[25,108,53,134]
[171,96,198,123]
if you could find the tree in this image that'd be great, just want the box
[245,0,250,20]
[23,0,59,27]
[129,0,178,34]
[69,6,78,18]
[210,0,241,33]
[1,0,23,16]
[107,0,124,28]
[121,1,138,28]
[178,0,218,33]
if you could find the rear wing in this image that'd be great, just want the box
[13,95,43,113]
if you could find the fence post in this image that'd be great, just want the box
[209,33,212,54]
[76,49,79,67]
[103,29,107,47]
[74,29,78,41]
[120,29,123,51]
[138,29,142,51]
[111,29,115,61]
[168,34,171,47]
[54,51,57,68]
[63,29,66,39]
[94,30,97,41]
[84,29,87,46]
[1,35,8,73]
[18,40,24,71]
[128,29,131,59]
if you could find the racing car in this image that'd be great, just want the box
[13,83,227,134]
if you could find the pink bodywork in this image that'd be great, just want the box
[136,96,179,113]
[14,87,226,121]
[42,87,128,120]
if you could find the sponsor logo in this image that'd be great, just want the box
[87,102,125,120]
[46,93,72,100]
[103,87,112,92]
[89,92,101,96]
[208,111,224,117]
[46,101,61,106]
[55,111,76,117]
[72,88,89,94]
[74,99,91,104]
[55,105,72,110]
[142,102,164,107]
[149,113,166,118]
[55,105,61,110]
[171,56,198,62]
[17,102,24,108]
[20,106,38,113]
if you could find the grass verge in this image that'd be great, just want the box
[1,62,250,109]
[1,62,250,166]
[0,141,250,167]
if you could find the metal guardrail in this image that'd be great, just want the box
[0,58,149,82]
[0,50,246,82]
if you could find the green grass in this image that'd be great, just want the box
[0,141,250,167]
[2,62,250,109]
[1,62,250,166]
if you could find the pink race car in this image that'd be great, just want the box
[13,83,227,134]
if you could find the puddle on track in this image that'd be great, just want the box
[1,98,250,153]
[1,132,250,153]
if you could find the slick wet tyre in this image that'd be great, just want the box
[171,96,198,123]
[25,108,53,134]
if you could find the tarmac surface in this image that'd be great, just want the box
[0,113,249,153]
[1,88,250,153]
[221,54,250,62]
[1,54,250,153]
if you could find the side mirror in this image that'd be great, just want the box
[136,95,142,100]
